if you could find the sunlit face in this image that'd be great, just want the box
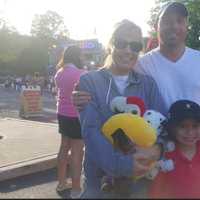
[111,27,143,74]
[174,119,200,147]
[158,13,188,49]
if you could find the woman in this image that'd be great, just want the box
[54,46,86,198]
[78,20,167,198]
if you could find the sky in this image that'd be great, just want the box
[0,0,156,45]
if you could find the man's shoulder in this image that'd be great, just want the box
[186,47,200,57]
[140,48,159,60]
[136,48,160,73]
[138,48,160,68]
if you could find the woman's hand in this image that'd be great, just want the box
[132,152,152,177]
[135,145,162,162]
[72,83,91,111]
[132,145,162,177]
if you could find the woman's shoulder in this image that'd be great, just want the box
[135,71,156,85]
[80,68,107,81]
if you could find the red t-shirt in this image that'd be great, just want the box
[149,142,200,198]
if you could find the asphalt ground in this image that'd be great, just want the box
[0,168,71,199]
[0,86,65,198]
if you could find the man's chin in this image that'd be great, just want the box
[165,40,179,48]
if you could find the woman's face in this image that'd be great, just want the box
[174,119,200,147]
[111,28,143,74]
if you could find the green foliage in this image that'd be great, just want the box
[31,10,69,46]
[148,0,200,50]
[0,10,69,76]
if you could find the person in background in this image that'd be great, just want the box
[54,46,86,198]
[137,2,200,109]
[78,19,167,198]
[149,100,200,198]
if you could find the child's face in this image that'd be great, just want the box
[174,119,200,147]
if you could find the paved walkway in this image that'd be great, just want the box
[0,118,60,181]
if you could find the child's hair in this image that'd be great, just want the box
[56,45,83,70]
[165,100,200,141]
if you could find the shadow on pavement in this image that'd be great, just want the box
[0,168,57,193]
[0,168,71,199]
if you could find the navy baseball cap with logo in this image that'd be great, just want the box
[167,100,200,125]
[155,2,188,29]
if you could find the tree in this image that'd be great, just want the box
[31,10,69,44]
[30,10,70,73]
[148,0,200,50]
[0,21,28,75]
[14,37,49,75]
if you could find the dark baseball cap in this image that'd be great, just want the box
[167,100,200,125]
[155,2,188,29]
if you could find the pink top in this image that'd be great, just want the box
[54,64,86,117]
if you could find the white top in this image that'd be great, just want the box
[112,74,129,95]
[136,47,200,109]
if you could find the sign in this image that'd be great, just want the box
[19,86,43,118]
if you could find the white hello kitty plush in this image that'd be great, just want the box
[143,110,175,179]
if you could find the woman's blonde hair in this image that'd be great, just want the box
[56,45,83,70]
[104,19,142,67]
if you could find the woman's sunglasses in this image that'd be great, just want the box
[113,39,143,53]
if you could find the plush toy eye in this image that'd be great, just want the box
[132,110,138,115]
[124,104,141,116]
[114,107,123,113]
[147,112,151,115]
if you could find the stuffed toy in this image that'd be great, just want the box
[101,96,175,191]
[101,96,156,193]
[143,110,175,179]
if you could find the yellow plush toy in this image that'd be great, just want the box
[102,113,157,150]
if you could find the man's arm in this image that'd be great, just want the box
[72,82,91,112]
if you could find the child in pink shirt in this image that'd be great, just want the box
[54,46,86,198]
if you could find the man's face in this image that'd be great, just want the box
[158,13,188,49]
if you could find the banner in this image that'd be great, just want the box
[19,86,43,118]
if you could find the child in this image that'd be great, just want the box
[149,100,200,198]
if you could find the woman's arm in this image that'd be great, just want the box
[72,82,91,111]
[78,74,134,177]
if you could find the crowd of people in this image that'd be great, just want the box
[53,2,200,199]
[1,73,56,95]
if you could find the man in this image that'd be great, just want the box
[137,2,200,109]
[73,2,200,111]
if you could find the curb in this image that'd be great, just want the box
[0,154,58,182]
